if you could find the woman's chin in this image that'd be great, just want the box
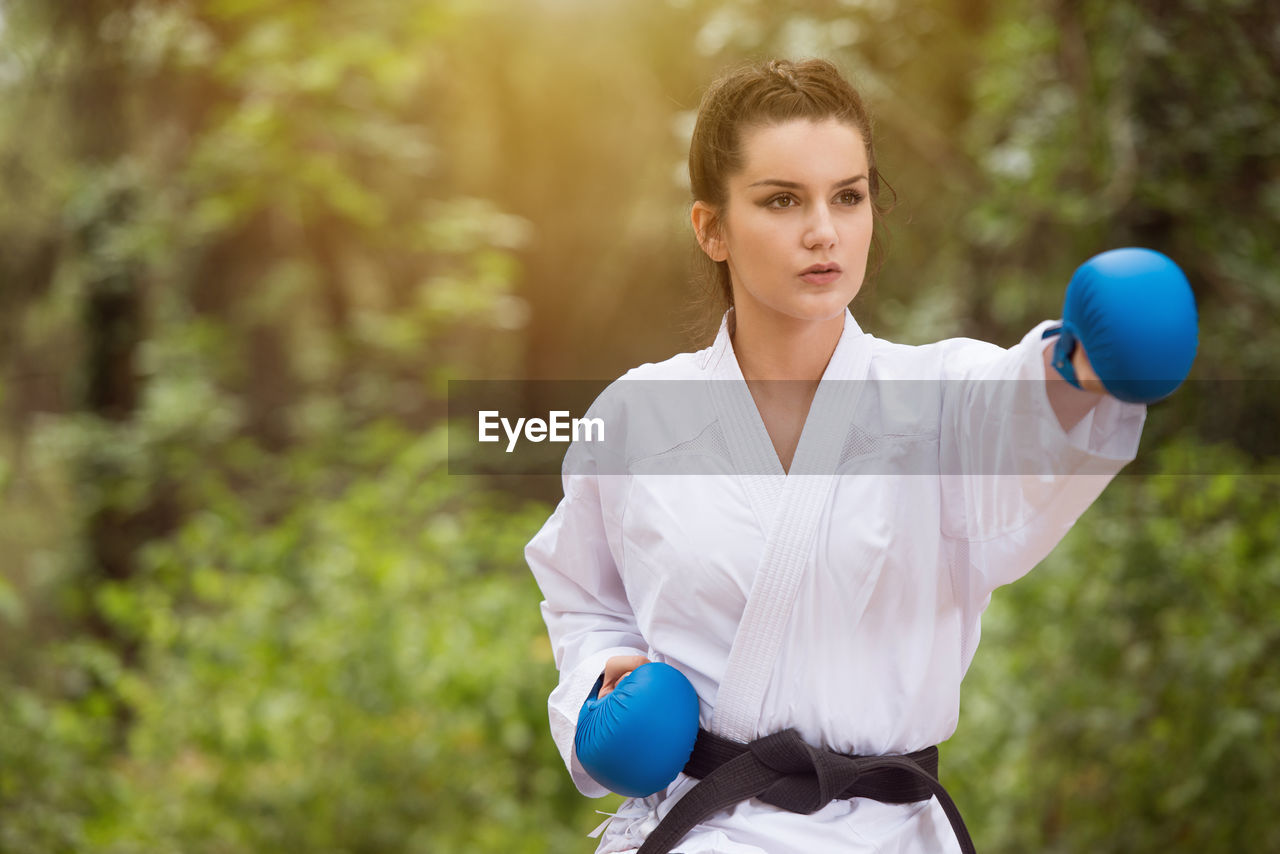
[734,286,863,326]
[788,291,862,321]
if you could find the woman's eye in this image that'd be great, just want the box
[837,190,865,205]
[766,195,796,208]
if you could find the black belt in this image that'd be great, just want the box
[636,728,976,854]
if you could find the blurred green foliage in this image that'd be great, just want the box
[951,440,1280,851]
[2,422,612,852]
[1,0,1277,851]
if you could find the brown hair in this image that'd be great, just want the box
[686,58,894,336]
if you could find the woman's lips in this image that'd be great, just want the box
[800,263,842,285]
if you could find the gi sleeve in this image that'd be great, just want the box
[525,466,647,798]
[939,319,1147,605]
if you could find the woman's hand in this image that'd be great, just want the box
[1053,247,1198,404]
[598,655,650,699]
[576,659,700,797]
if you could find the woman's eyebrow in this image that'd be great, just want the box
[747,175,868,190]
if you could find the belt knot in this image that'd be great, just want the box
[748,728,863,815]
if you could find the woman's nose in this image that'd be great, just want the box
[803,205,838,249]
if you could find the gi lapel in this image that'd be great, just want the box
[702,311,784,527]
[707,309,873,741]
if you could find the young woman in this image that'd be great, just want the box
[526,58,1149,853]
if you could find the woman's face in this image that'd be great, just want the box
[694,118,873,326]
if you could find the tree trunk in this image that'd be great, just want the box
[64,0,150,660]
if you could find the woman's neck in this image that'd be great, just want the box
[729,306,846,383]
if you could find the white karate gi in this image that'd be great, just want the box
[525,308,1146,854]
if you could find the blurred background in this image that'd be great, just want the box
[1,0,1277,851]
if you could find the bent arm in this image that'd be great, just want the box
[526,472,648,797]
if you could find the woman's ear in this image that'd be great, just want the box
[691,201,727,262]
